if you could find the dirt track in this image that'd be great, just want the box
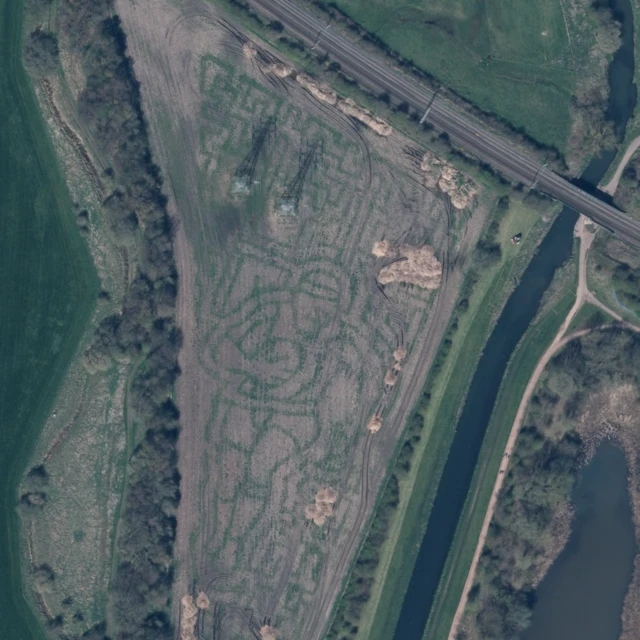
[448,217,640,639]
[601,134,640,195]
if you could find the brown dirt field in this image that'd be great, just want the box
[113,1,490,637]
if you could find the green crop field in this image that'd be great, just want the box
[328,0,602,152]
[0,0,97,637]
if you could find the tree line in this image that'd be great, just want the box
[24,0,182,636]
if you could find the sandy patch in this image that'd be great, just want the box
[180,592,209,640]
[373,241,442,288]
[295,72,338,105]
[260,625,278,640]
[384,369,398,387]
[393,347,407,362]
[336,97,393,136]
[305,487,339,526]
[294,74,391,135]
[368,415,383,433]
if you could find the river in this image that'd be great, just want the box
[391,0,638,637]
[521,443,636,640]
[0,1,96,638]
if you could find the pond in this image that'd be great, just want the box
[521,443,636,640]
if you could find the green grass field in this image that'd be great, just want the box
[343,196,556,640]
[328,0,599,152]
[0,0,97,637]
[567,301,614,333]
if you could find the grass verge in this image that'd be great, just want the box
[567,301,615,333]
[325,0,576,151]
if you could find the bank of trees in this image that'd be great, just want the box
[23,29,59,76]
[325,468,402,639]
[612,262,640,314]
[52,0,181,637]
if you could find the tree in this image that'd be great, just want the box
[23,29,59,76]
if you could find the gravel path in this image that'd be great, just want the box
[601,134,640,195]
[447,216,640,639]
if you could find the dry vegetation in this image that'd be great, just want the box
[111,0,495,637]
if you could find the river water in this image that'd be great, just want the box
[521,443,636,640]
[392,0,638,637]
[608,0,637,142]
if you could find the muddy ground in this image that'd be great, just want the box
[113,1,490,637]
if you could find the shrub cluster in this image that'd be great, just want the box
[19,464,50,510]
[325,471,401,639]
[611,261,640,314]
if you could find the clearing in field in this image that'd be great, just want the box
[113,0,495,638]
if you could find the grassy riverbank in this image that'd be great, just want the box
[422,251,578,640]
[326,195,559,640]
[0,0,97,637]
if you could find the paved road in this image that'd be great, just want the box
[246,0,640,248]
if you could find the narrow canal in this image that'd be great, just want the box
[392,0,637,636]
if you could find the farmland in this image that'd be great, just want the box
[322,0,621,163]
[458,324,640,640]
[109,0,501,637]
[0,0,97,636]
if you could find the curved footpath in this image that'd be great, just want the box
[601,135,640,195]
[448,216,640,639]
